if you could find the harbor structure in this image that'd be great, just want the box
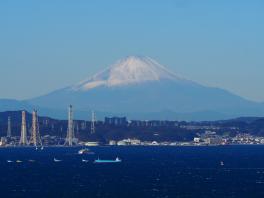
[29,110,42,147]
[64,105,75,146]
[19,111,28,146]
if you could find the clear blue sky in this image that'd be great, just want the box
[0,0,263,101]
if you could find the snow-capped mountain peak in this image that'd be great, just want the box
[71,56,182,91]
[28,56,264,121]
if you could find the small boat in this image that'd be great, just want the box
[54,158,62,162]
[220,161,224,166]
[94,157,122,163]
[78,148,94,155]
[35,146,44,151]
[16,160,23,163]
[82,159,89,163]
[7,160,13,163]
[28,160,35,163]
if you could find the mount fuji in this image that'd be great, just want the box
[25,55,264,120]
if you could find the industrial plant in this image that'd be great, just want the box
[0,106,264,147]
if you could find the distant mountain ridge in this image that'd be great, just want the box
[1,56,264,121]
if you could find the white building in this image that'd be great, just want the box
[193,137,200,143]
[109,140,117,145]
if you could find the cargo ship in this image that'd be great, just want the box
[94,157,122,163]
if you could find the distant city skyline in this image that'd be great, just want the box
[0,0,263,102]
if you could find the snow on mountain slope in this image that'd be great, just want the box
[71,56,185,91]
[26,55,264,120]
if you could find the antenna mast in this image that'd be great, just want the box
[7,116,11,137]
[91,111,96,134]
[29,110,42,147]
[65,105,75,146]
[19,111,28,146]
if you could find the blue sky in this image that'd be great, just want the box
[0,0,263,101]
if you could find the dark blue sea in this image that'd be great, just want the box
[1,146,264,198]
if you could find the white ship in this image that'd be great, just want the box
[78,148,94,155]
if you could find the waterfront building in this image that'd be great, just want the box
[205,136,222,145]
[84,141,99,146]
[109,140,117,145]
[193,137,201,143]
[117,140,128,146]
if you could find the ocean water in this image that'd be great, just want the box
[1,146,264,198]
